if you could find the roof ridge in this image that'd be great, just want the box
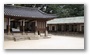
[4,5,38,11]
[59,16,84,18]
[54,17,84,20]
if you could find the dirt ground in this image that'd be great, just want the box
[4,33,84,49]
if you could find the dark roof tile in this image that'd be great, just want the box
[4,5,57,18]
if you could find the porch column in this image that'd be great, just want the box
[20,20,22,32]
[45,21,48,37]
[7,18,11,35]
[22,19,25,35]
[61,25,64,31]
[77,24,80,32]
[69,25,72,32]
[80,25,82,32]
[55,25,57,31]
[50,25,52,31]
[35,20,38,35]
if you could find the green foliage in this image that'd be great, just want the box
[44,4,59,14]
[46,4,84,18]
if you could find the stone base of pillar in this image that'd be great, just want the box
[7,32,11,35]
[35,31,40,38]
[35,31,38,35]
[22,32,26,35]
[45,30,48,37]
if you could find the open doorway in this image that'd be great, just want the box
[25,22,35,32]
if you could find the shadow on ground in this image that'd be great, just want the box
[48,32,84,38]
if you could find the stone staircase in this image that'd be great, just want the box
[27,33,39,40]
[4,33,50,41]
[4,35,14,41]
[4,33,39,41]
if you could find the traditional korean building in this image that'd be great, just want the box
[47,16,84,33]
[4,5,56,40]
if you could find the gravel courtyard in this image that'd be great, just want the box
[4,33,84,49]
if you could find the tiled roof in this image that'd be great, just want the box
[47,16,84,24]
[4,5,57,18]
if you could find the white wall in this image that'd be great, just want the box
[80,24,84,31]
[48,25,57,31]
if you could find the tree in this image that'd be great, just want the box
[40,4,84,18]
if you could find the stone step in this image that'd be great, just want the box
[4,35,14,41]
[28,35,39,40]
[13,35,28,41]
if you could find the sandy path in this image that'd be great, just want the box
[4,35,84,49]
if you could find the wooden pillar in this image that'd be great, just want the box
[77,24,79,32]
[35,20,38,35]
[72,25,74,32]
[61,25,64,32]
[7,18,11,35]
[49,25,51,31]
[22,19,25,35]
[20,20,22,32]
[55,25,57,31]
[69,25,71,32]
[45,21,48,37]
